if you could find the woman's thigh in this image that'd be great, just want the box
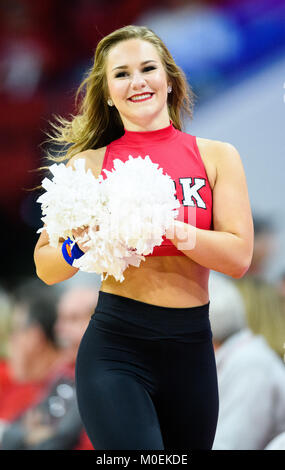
[75,321,165,450]
[155,339,219,450]
[75,315,219,450]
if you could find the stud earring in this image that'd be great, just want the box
[107,98,113,106]
[167,85,172,93]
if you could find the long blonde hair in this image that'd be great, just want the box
[43,24,196,164]
[234,277,285,358]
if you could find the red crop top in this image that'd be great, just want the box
[100,120,213,256]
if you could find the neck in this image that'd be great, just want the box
[120,119,178,146]
[122,114,172,132]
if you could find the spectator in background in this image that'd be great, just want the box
[232,212,285,358]
[0,286,12,360]
[277,271,285,299]
[0,278,97,449]
[8,280,61,382]
[53,282,99,450]
[0,279,62,444]
[209,272,285,450]
[243,214,277,281]
[0,279,62,426]
[0,286,13,406]
[265,431,285,450]
[55,284,99,367]
[235,277,285,360]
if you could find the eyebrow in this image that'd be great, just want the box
[112,60,158,71]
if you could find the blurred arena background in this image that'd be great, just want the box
[0,0,285,451]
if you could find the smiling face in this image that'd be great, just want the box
[105,38,172,131]
[55,287,98,354]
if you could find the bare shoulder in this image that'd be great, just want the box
[196,137,241,190]
[197,137,240,159]
[66,146,107,178]
[196,136,234,150]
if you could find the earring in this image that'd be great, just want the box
[167,85,172,93]
[107,98,113,106]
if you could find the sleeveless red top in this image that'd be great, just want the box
[101,121,213,256]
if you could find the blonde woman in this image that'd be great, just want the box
[235,277,285,359]
[34,25,254,450]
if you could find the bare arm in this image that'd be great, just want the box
[34,152,94,285]
[167,141,254,278]
[34,228,79,285]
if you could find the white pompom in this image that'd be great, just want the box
[36,159,104,247]
[101,155,180,256]
[37,155,180,282]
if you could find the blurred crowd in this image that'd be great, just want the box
[0,274,99,449]
[209,214,285,450]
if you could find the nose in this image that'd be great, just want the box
[130,70,147,90]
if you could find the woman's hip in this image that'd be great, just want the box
[89,290,212,343]
[75,290,215,393]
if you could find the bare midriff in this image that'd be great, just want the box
[101,255,210,308]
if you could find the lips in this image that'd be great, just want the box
[128,93,154,102]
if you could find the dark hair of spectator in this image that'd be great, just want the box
[12,278,59,345]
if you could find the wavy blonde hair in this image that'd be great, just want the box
[234,277,285,358]
[43,24,196,164]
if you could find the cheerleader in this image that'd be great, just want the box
[34,25,254,450]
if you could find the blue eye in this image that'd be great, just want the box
[115,66,156,78]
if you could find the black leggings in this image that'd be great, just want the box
[75,291,219,450]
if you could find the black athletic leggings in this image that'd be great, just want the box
[75,291,219,450]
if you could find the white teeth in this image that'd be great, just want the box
[130,94,152,101]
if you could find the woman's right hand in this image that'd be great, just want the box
[71,225,99,252]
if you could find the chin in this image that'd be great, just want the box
[130,109,160,119]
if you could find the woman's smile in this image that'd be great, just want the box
[128,93,155,103]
